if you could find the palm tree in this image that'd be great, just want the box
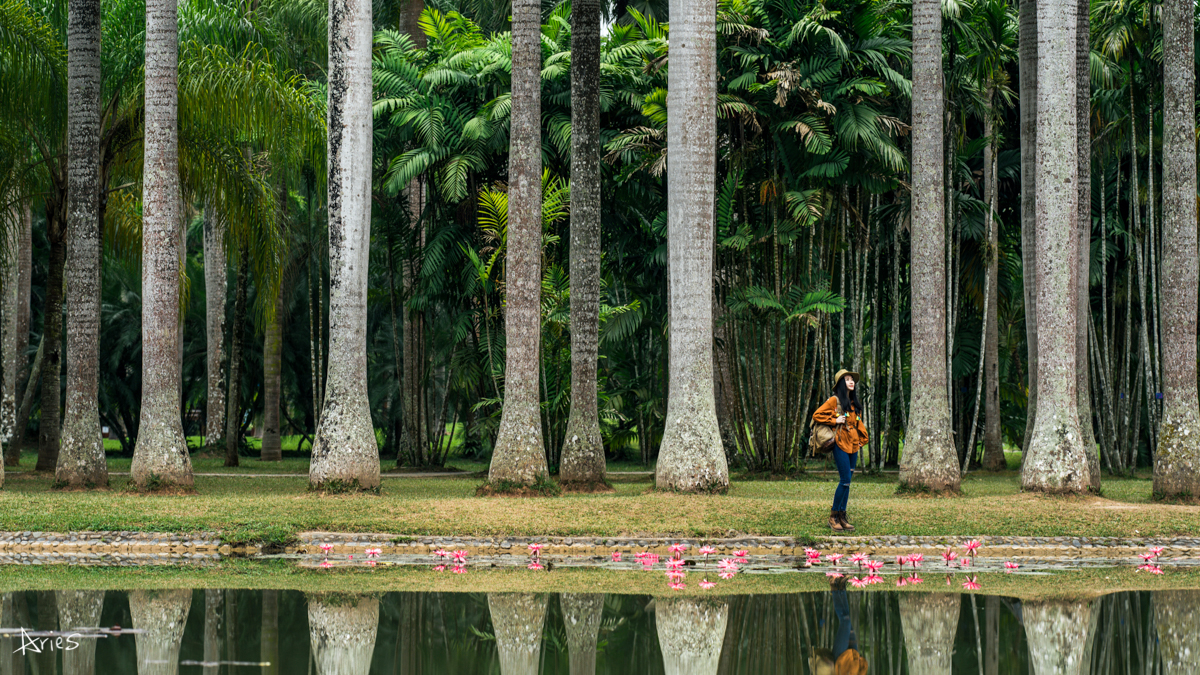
[261,290,284,461]
[1154,591,1200,671]
[901,0,959,492]
[559,0,605,484]
[1018,0,1038,459]
[654,0,728,493]
[899,594,959,674]
[130,590,191,675]
[656,598,728,675]
[57,0,107,488]
[203,208,227,450]
[561,594,604,675]
[1076,0,1099,490]
[57,590,103,675]
[488,594,547,675]
[488,0,549,486]
[308,594,379,675]
[309,0,380,491]
[1023,0,1088,493]
[132,0,194,489]
[1023,601,1093,672]
[1154,0,1199,499]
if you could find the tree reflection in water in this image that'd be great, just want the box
[306,593,379,675]
[1024,599,1093,675]
[655,597,728,675]
[1154,590,1200,675]
[57,590,103,675]
[561,593,605,675]
[488,593,548,675]
[900,593,960,674]
[129,589,190,675]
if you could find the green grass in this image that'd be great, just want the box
[0,463,1195,543]
[0,559,1196,597]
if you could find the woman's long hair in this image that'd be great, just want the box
[834,378,861,415]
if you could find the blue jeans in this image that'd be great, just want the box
[832,447,856,512]
[833,589,857,659]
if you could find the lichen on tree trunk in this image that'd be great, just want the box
[1023,0,1088,494]
[899,594,960,674]
[656,597,729,675]
[261,290,283,461]
[1075,0,1099,491]
[559,0,606,486]
[1,204,31,468]
[488,593,547,675]
[130,589,191,675]
[561,594,604,675]
[1153,0,1200,501]
[1024,600,1092,675]
[656,0,729,493]
[489,0,549,487]
[307,593,379,675]
[1018,0,1038,461]
[57,590,103,675]
[132,0,193,490]
[309,0,381,492]
[901,0,960,492]
[1154,591,1200,673]
[203,207,227,450]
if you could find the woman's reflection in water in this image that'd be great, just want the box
[810,580,867,675]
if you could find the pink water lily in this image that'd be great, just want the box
[865,574,884,585]
[825,553,844,565]
[699,546,717,557]
[906,553,924,568]
[962,576,981,591]
[850,552,868,568]
[452,565,466,574]
[1149,546,1164,557]
[864,559,884,573]
[666,570,686,582]
[666,558,685,570]
[718,570,738,580]
[528,562,544,571]
[804,547,820,560]
[668,582,686,590]
[528,543,545,553]
[826,571,844,578]
[942,549,958,565]
[718,559,740,572]
[908,574,924,584]
[611,551,622,562]
[699,579,716,589]
[963,540,982,555]
[433,564,446,572]
[896,577,908,587]
[1003,561,1020,572]
[433,549,449,558]
[319,543,334,553]
[365,560,376,567]
[1137,564,1165,574]
[452,550,468,564]
[849,577,868,588]
[319,560,332,568]
[668,543,688,557]
[1140,552,1157,562]
[896,555,907,567]
[365,548,381,558]
[959,557,971,568]
[733,550,749,558]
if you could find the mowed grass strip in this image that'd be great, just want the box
[0,470,1197,540]
[1,559,1198,598]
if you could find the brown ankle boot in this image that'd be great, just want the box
[829,510,845,532]
[837,511,855,532]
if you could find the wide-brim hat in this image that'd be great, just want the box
[833,369,860,389]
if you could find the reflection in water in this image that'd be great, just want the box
[1154,591,1200,675]
[201,589,222,675]
[57,590,104,675]
[130,589,191,675]
[561,594,604,675]
[307,593,379,675]
[0,593,21,675]
[655,598,728,675]
[1025,600,1093,675]
[900,594,960,674]
[261,589,279,675]
[488,593,548,675]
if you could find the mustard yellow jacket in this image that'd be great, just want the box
[812,396,869,454]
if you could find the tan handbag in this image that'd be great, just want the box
[810,402,842,456]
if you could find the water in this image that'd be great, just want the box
[0,588,1193,673]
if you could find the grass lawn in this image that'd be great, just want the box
[1,456,1196,543]
[1,559,1197,598]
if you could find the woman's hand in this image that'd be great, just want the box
[835,415,846,425]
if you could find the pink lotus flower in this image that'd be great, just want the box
[319,543,334,553]
[666,558,685,570]
[528,543,545,554]
[962,576,981,591]
[666,570,686,582]
[699,546,717,557]
[963,540,982,555]
[959,557,971,568]
[1003,562,1020,572]
[634,551,648,559]
[1137,564,1164,574]
[433,565,446,572]
[611,551,622,562]
[528,562,544,571]
[825,553,844,565]
[896,555,907,567]
[826,571,845,578]
[718,559,740,572]
[896,577,908,587]
[906,553,924,568]
[452,550,468,563]
[1149,546,1164,557]
[850,552,868,568]
[348,555,353,560]
[946,575,953,586]
[1140,552,1157,562]
[864,559,884,573]
[452,565,466,574]
[434,549,449,558]
[865,574,884,584]
[365,560,377,567]
[733,550,748,558]
[319,560,332,568]
[668,582,686,590]
[718,570,738,580]
[365,548,381,558]
[942,549,958,565]
[908,574,924,584]
[668,543,687,556]
[849,577,869,588]
[804,547,820,560]
[699,579,716,589]
[642,553,659,564]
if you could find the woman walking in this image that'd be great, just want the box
[812,369,869,532]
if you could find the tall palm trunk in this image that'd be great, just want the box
[132,0,193,489]
[656,598,729,675]
[260,590,279,675]
[655,0,728,493]
[225,242,248,467]
[58,0,106,487]
[261,290,283,461]
[1023,0,1088,493]
[561,594,604,675]
[489,594,547,675]
[308,594,379,675]
[901,0,959,491]
[1076,0,1099,490]
[310,0,380,491]
[1023,601,1092,674]
[1154,0,1200,500]
[57,590,103,675]
[899,594,960,674]
[203,207,227,450]
[982,93,1004,471]
[130,590,191,675]
[1154,591,1200,673]
[36,217,65,472]
[560,0,605,484]
[2,203,31,466]
[489,0,549,486]
[1019,0,1038,459]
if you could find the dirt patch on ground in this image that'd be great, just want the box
[559,481,617,494]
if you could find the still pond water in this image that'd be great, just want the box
[0,588,1194,674]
